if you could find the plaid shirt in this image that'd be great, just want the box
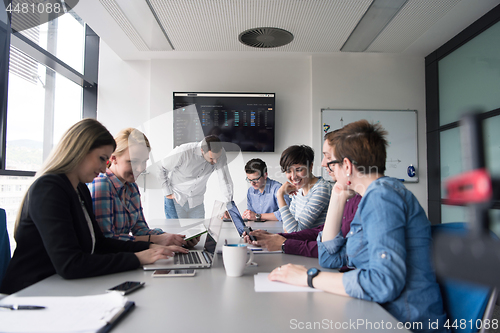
[88,169,164,241]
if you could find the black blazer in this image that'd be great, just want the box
[0,174,150,294]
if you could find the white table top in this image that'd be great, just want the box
[14,219,410,333]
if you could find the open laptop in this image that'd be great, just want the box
[226,201,281,253]
[143,200,225,270]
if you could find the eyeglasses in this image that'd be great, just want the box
[326,160,341,172]
[246,175,262,183]
[326,158,358,172]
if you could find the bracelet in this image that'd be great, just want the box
[148,234,151,243]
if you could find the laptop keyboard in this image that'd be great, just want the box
[174,251,202,265]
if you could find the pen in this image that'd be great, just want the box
[0,304,46,310]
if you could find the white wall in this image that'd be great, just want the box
[97,42,428,220]
[311,53,428,210]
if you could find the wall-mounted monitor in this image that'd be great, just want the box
[173,92,275,152]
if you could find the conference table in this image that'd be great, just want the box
[14,219,411,333]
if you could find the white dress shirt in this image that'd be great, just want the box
[159,141,233,208]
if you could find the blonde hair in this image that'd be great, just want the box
[15,118,116,234]
[107,128,151,167]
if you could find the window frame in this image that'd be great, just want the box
[425,4,500,223]
[0,5,99,177]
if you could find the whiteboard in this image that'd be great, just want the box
[321,109,418,183]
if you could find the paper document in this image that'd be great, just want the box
[0,292,128,333]
[254,273,323,292]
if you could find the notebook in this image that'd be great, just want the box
[143,200,225,270]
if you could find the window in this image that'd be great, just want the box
[425,5,500,237]
[0,4,99,251]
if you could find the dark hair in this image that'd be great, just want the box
[201,135,222,153]
[280,145,314,173]
[332,120,388,174]
[245,158,267,176]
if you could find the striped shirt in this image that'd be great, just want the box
[280,177,332,233]
[88,169,164,241]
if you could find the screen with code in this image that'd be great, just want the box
[173,92,275,152]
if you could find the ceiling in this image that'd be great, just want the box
[73,0,500,60]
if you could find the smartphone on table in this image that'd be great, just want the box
[106,281,145,295]
[153,269,196,277]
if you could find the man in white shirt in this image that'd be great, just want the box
[159,135,233,219]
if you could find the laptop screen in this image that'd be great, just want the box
[201,200,225,255]
[226,201,246,236]
[204,232,217,255]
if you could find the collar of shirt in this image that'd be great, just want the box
[106,169,130,192]
[252,178,272,194]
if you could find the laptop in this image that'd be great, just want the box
[225,201,281,253]
[143,200,225,270]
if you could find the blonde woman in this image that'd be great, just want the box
[89,128,194,247]
[0,119,186,295]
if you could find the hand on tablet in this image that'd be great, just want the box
[185,236,200,248]
[148,233,186,247]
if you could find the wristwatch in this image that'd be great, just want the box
[307,268,321,288]
[281,239,286,253]
[255,213,262,220]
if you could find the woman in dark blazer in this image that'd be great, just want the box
[0,119,186,294]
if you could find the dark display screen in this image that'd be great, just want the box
[173,92,275,152]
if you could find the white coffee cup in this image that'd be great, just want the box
[222,244,254,277]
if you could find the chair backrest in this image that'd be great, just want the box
[432,222,494,333]
[0,208,10,285]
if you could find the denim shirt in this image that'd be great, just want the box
[318,177,448,332]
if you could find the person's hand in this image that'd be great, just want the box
[331,182,355,202]
[151,233,186,247]
[242,229,269,245]
[223,211,230,219]
[278,181,298,197]
[166,194,176,202]
[268,264,308,287]
[242,209,256,220]
[242,231,255,245]
[134,243,186,265]
[135,248,170,265]
[150,243,189,254]
[250,233,286,251]
[185,236,200,248]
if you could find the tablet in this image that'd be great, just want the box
[181,224,207,241]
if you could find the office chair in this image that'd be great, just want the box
[0,208,11,287]
[432,222,498,333]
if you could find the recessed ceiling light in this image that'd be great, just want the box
[341,0,408,52]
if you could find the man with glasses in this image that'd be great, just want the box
[242,158,290,221]
[159,135,233,219]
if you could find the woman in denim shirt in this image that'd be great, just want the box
[269,120,448,332]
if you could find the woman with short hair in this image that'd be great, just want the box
[277,145,332,233]
[270,120,447,332]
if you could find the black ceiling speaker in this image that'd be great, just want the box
[239,27,294,48]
